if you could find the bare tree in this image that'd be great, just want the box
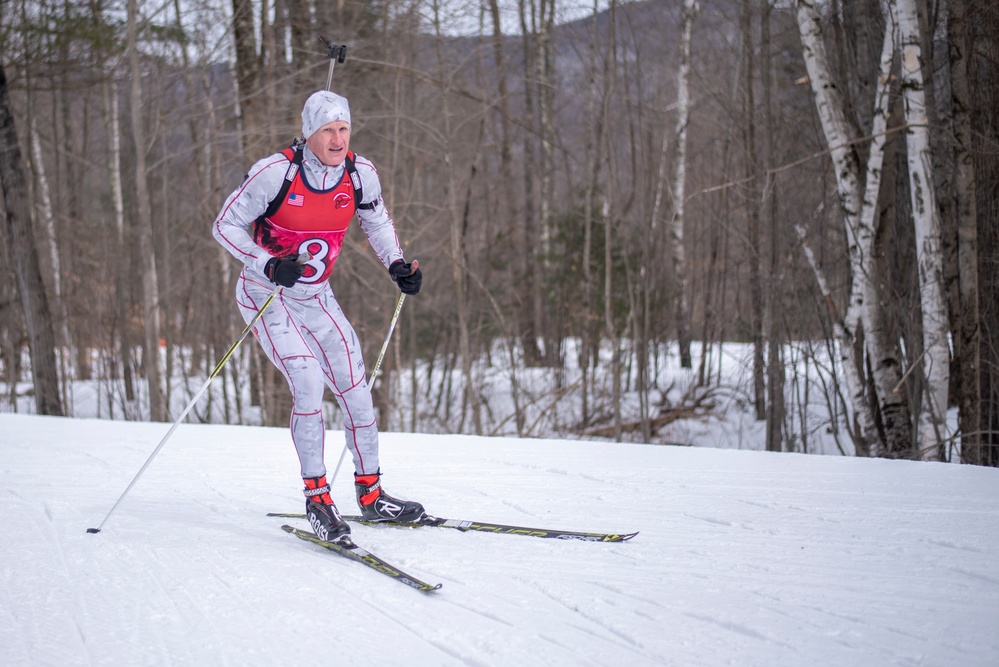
[231,0,265,160]
[0,62,63,416]
[761,0,784,451]
[579,0,614,429]
[744,0,766,422]
[671,0,698,370]
[127,0,166,422]
[894,0,950,460]
[945,0,980,464]
[796,0,909,456]
[969,0,999,467]
[29,107,72,410]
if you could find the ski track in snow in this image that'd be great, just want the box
[2,414,999,666]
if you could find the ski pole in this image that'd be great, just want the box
[329,265,414,486]
[318,36,346,91]
[87,256,306,534]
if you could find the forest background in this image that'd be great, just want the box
[0,0,997,467]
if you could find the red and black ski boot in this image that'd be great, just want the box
[355,471,426,522]
[304,476,350,542]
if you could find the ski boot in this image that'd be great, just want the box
[355,471,426,523]
[304,475,350,542]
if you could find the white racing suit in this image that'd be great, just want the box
[213,144,404,478]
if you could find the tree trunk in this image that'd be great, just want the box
[761,0,784,452]
[535,0,556,365]
[106,80,136,410]
[857,11,912,458]
[432,4,481,435]
[488,0,526,434]
[895,0,950,460]
[796,0,885,455]
[968,1,999,467]
[671,0,697,370]
[744,0,766,422]
[604,2,622,440]
[946,0,981,464]
[127,0,166,422]
[517,0,542,366]
[26,119,59,315]
[231,0,265,160]
[580,4,602,429]
[287,0,313,93]
[0,63,63,416]
[29,105,73,413]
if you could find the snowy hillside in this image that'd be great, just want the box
[2,413,997,666]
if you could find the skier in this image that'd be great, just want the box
[213,90,426,542]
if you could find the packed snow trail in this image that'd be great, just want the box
[2,413,998,666]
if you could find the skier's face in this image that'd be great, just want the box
[307,121,351,167]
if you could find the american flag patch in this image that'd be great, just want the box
[287,193,305,207]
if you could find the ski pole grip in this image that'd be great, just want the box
[318,37,346,64]
[319,37,347,91]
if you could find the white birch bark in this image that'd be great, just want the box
[108,83,125,250]
[855,11,912,456]
[796,0,874,451]
[671,0,698,369]
[29,120,61,308]
[893,0,951,459]
[29,116,73,412]
[796,1,863,227]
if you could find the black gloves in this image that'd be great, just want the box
[264,255,305,288]
[389,259,422,295]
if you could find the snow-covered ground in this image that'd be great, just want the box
[2,413,997,666]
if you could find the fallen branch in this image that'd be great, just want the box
[583,386,717,438]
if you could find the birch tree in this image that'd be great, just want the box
[0,63,63,417]
[29,107,72,409]
[893,0,950,459]
[856,12,913,457]
[671,0,697,369]
[105,79,137,413]
[796,0,907,456]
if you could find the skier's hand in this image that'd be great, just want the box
[265,255,305,288]
[389,259,422,295]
